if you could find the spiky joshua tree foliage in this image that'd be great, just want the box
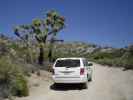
[14,10,65,65]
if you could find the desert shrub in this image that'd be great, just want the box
[120,48,133,69]
[88,45,133,70]
[10,74,29,97]
[0,57,29,98]
[92,56,133,69]
[90,52,115,60]
[96,58,114,66]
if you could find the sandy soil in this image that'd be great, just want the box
[15,63,133,100]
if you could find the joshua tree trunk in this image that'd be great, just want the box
[38,44,44,65]
[25,42,33,64]
[27,48,33,63]
[48,45,52,62]
[48,36,55,62]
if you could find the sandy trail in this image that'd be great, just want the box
[15,63,133,100]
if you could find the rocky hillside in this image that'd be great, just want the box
[52,42,98,58]
[0,34,133,70]
[51,42,116,58]
[48,41,133,70]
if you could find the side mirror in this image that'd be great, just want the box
[88,63,93,66]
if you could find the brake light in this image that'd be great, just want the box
[80,68,84,75]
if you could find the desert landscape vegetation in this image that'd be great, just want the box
[0,0,133,100]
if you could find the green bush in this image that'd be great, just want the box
[10,75,29,97]
[0,57,29,97]
[96,58,114,66]
[87,46,133,70]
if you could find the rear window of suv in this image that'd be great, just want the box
[55,59,80,67]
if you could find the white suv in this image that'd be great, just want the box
[52,58,93,88]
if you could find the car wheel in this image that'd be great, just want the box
[54,83,61,88]
[84,82,88,89]
[87,74,92,82]
[80,83,88,89]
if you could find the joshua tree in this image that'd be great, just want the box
[14,25,34,63]
[14,10,65,65]
[48,36,64,62]
[32,10,65,64]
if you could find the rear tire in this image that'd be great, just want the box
[87,74,92,82]
[54,83,61,88]
[80,83,88,89]
[84,83,88,89]
[88,77,92,81]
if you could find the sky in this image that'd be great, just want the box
[0,0,133,48]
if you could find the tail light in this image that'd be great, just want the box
[80,68,84,75]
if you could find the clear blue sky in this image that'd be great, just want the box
[0,0,132,47]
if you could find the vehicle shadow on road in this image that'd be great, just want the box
[50,83,87,91]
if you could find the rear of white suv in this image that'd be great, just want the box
[52,58,92,88]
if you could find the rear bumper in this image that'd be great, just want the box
[52,76,87,83]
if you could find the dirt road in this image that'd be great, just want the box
[15,63,133,100]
